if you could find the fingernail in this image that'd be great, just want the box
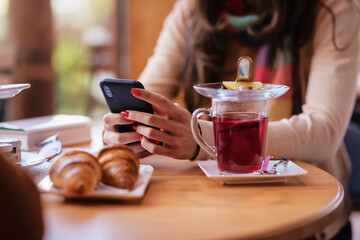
[132,124,138,130]
[120,111,129,118]
[131,88,141,96]
[139,135,143,140]
[150,140,160,145]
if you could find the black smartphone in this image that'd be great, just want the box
[100,78,154,132]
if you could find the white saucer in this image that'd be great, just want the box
[20,151,46,169]
[0,84,31,99]
[198,160,307,184]
[38,164,154,200]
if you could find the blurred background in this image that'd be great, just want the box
[0,0,176,122]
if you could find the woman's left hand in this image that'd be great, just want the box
[121,88,199,160]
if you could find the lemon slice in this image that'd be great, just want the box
[223,81,263,90]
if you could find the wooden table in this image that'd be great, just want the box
[40,151,344,240]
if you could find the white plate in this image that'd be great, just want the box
[37,164,154,200]
[0,84,31,99]
[19,151,46,169]
[198,160,307,184]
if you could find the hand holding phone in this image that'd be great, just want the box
[102,80,200,159]
[100,78,154,132]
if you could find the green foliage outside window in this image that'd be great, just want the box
[52,40,90,115]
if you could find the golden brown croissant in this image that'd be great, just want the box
[50,151,102,195]
[97,144,139,190]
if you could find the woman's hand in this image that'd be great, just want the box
[103,112,145,154]
[104,88,199,160]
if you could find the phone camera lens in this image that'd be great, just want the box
[104,85,113,98]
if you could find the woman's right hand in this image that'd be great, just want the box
[102,88,200,160]
[103,112,146,154]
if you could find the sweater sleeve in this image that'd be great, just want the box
[138,0,192,100]
[265,0,359,163]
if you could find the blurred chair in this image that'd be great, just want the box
[345,121,360,207]
[346,77,360,208]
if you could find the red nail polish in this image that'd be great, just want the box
[131,88,141,96]
[150,140,160,145]
[132,124,138,130]
[139,135,143,140]
[121,111,129,118]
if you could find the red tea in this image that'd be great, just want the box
[213,112,268,173]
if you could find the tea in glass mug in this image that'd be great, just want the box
[191,82,289,174]
[213,101,268,173]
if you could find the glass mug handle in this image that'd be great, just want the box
[191,108,216,158]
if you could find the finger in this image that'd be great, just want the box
[103,130,141,145]
[128,112,185,136]
[131,88,182,120]
[136,124,178,145]
[140,136,177,157]
[127,112,166,130]
[126,142,146,154]
[103,112,135,131]
[151,103,168,117]
[137,151,152,159]
[140,136,185,158]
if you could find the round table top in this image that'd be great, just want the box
[41,154,344,240]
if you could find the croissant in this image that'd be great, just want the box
[50,151,102,195]
[97,144,139,190]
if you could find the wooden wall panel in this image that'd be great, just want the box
[7,0,54,120]
[128,0,177,80]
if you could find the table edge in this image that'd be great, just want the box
[241,163,345,240]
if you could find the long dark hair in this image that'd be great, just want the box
[182,0,319,112]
